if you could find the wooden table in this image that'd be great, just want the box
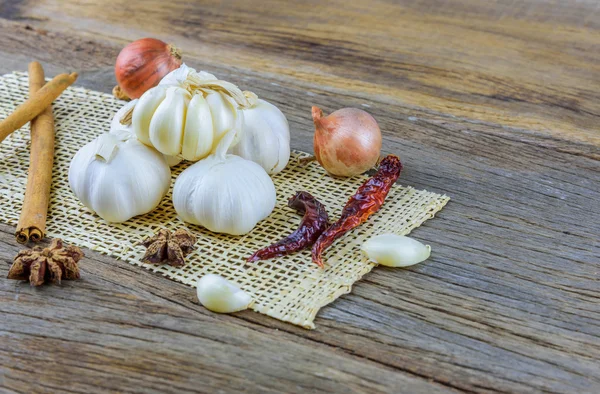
[1,1,598,393]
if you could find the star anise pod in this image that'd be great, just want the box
[7,239,84,286]
[140,228,197,267]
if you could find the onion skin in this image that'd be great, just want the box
[312,106,382,177]
[115,38,182,99]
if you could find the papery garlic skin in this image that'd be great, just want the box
[173,130,276,235]
[159,64,216,86]
[196,274,253,313]
[361,234,431,267]
[110,99,138,133]
[230,99,290,174]
[69,133,171,223]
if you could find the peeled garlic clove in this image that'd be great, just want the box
[133,85,167,146]
[361,234,431,267]
[149,86,190,156]
[182,93,214,161]
[196,274,253,313]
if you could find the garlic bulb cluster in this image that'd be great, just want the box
[69,132,171,223]
[361,234,431,267]
[70,64,286,227]
[196,274,253,313]
[173,130,276,235]
[131,64,290,174]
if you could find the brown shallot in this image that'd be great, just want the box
[115,38,182,99]
[311,106,382,177]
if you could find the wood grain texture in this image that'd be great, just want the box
[4,0,600,147]
[0,1,599,393]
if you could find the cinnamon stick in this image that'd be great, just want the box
[0,71,77,144]
[15,62,56,244]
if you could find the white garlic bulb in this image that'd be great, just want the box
[69,133,171,223]
[229,98,290,174]
[173,130,276,235]
[196,274,253,313]
[361,234,431,267]
[131,64,290,172]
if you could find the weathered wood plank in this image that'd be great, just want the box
[2,0,599,146]
[0,1,599,393]
[0,224,458,394]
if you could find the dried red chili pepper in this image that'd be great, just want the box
[312,155,402,268]
[247,191,330,262]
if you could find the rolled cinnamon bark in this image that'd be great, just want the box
[15,62,57,243]
[0,70,77,144]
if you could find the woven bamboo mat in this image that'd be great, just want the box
[0,71,449,329]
